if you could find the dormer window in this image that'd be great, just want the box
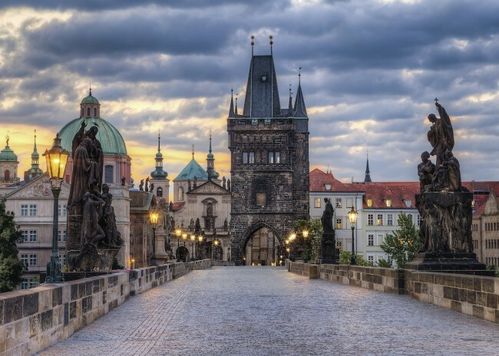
[324,184,331,191]
[404,199,412,208]
[367,198,373,208]
[385,199,392,208]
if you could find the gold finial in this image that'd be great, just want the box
[6,134,9,147]
[192,144,195,159]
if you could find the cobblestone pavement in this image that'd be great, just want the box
[41,267,499,356]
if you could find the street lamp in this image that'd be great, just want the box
[175,228,182,249]
[149,210,159,262]
[347,206,358,265]
[197,235,203,259]
[190,234,196,260]
[44,134,69,283]
[302,229,309,238]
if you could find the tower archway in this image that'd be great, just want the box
[242,223,283,266]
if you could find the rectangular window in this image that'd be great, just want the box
[20,230,28,243]
[249,152,255,164]
[21,204,28,216]
[367,214,374,226]
[314,198,321,208]
[417,214,422,227]
[57,230,67,242]
[377,214,383,226]
[242,152,248,164]
[346,198,353,208]
[268,152,274,164]
[275,152,280,163]
[21,280,29,289]
[29,254,37,266]
[29,204,37,216]
[256,192,266,207]
[58,204,67,217]
[368,255,374,264]
[21,254,29,267]
[377,234,384,246]
[336,218,342,230]
[387,214,393,226]
[368,234,374,246]
[29,230,37,242]
[335,198,342,208]
[105,165,114,184]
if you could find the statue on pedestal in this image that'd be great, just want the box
[409,100,487,273]
[320,198,336,264]
[66,121,123,272]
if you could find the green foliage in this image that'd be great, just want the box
[381,213,422,269]
[291,219,322,263]
[338,251,372,266]
[486,265,499,277]
[377,258,393,268]
[0,199,24,292]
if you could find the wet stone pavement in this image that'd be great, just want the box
[40,267,499,355]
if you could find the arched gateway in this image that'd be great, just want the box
[242,223,283,266]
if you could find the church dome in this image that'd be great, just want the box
[174,159,208,181]
[0,144,17,162]
[81,93,100,105]
[59,117,127,155]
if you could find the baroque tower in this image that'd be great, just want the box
[227,38,310,265]
[150,132,169,201]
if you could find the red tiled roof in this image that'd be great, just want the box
[170,201,185,212]
[472,194,489,218]
[310,168,499,210]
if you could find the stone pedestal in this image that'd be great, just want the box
[320,232,337,264]
[152,231,169,265]
[66,247,120,272]
[407,191,490,275]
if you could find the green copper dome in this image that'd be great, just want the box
[81,94,100,105]
[174,159,208,181]
[0,145,18,162]
[59,117,127,155]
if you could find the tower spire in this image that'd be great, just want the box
[294,67,307,117]
[192,144,195,160]
[364,151,372,183]
[209,130,212,154]
[288,84,293,111]
[269,35,273,55]
[251,35,255,56]
[206,131,218,181]
[235,93,238,115]
[229,89,235,117]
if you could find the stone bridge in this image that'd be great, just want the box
[33,266,498,355]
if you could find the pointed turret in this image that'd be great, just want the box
[235,94,238,116]
[150,132,167,180]
[288,84,293,112]
[364,154,372,183]
[25,130,43,181]
[206,132,219,181]
[294,70,307,117]
[228,89,235,117]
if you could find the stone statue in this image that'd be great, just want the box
[100,184,123,247]
[320,198,336,264]
[227,179,231,192]
[81,189,106,246]
[417,151,435,192]
[195,218,201,234]
[408,100,487,274]
[188,179,192,191]
[321,198,334,234]
[145,177,150,192]
[121,176,126,186]
[169,201,173,212]
[68,122,103,207]
[427,100,454,168]
[139,179,144,191]
[224,218,228,231]
[150,183,155,193]
[222,176,226,189]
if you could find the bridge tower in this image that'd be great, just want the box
[227,38,309,265]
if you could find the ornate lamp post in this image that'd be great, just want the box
[149,210,159,262]
[197,235,203,259]
[175,228,182,249]
[44,134,69,283]
[190,234,196,260]
[347,206,358,265]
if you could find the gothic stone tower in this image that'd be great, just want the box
[228,50,309,265]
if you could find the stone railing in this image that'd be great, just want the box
[288,261,498,323]
[288,261,319,279]
[0,259,211,355]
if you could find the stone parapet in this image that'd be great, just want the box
[288,261,319,279]
[0,259,212,355]
[287,261,498,323]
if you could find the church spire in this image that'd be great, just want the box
[206,131,218,181]
[288,84,293,111]
[151,131,167,180]
[294,68,307,117]
[228,89,235,117]
[364,152,372,183]
[235,94,238,116]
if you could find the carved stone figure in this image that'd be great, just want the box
[222,176,226,189]
[418,151,435,192]
[100,184,123,247]
[121,176,126,186]
[68,122,103,207]
[321,198,334,234]
[139,179,144,191]
[145,177,150,192]
[427,100,454,168]
[227,178,231,192]
[150,183,155,193]
[80,190,106,246]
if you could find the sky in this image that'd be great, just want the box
[1,0,499,185]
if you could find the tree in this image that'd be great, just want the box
[0,199,24,292]
[291,219,322,263]
[381,213,422,269]
[338,251,372,266]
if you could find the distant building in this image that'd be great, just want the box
[0,136,20,187]
[24,131,43,182]
[472,186,499,268]
[227,47,309,265]
[149,132,169,200]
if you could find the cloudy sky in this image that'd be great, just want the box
[1,0,499,185]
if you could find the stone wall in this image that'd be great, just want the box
[288,261,498,323]
[0,259,211,355]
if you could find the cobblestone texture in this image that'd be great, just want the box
[40,267,499,355]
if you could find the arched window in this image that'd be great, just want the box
[207,202,213,216]
[4,170,10,181]
[80,108,84,117]
[157,187,163,197]
[104,165,114,183]
[94,108,97,117]
[87,107,90,116]
[178,186,184,201]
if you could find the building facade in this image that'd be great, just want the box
[0,137,20,187]
[472,189,499,268]
[228,50,309,265]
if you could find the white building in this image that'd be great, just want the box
[309,167,420,265]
